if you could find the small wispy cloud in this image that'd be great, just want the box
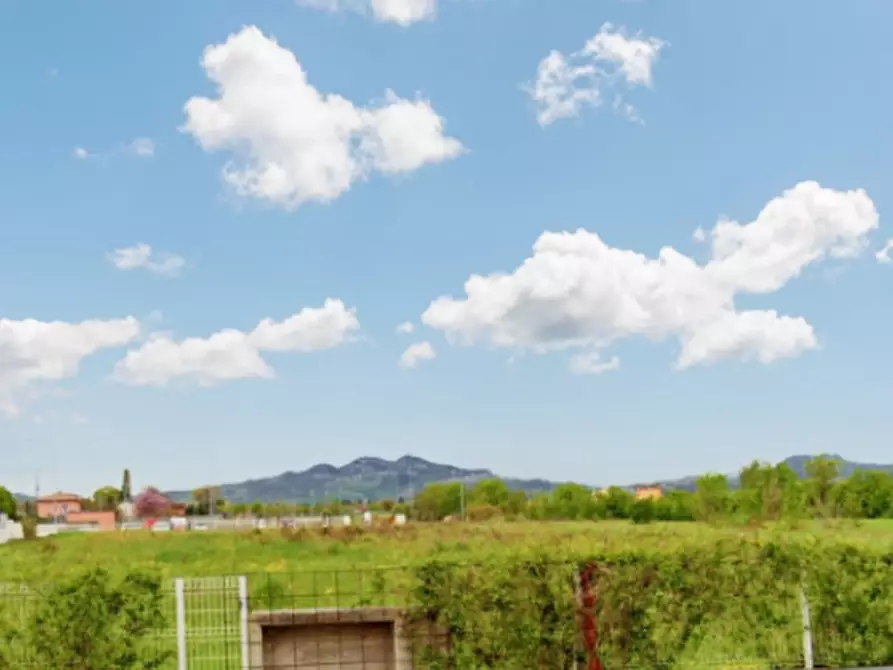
[528,23,666,126]
[130,138,155,157]
[108,243,186,278]
[73,147,90,159]
[396,321,414,334]
[399,341,436,369]
[876,239,893,264]
[569,351,620,375]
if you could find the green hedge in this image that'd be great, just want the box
[6,537,893,669]
[407,538,893,670]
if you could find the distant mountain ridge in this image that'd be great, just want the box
[166,455,561,504]
[641,454,893,492]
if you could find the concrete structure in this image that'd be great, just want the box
[66,510,117,531]
[118,500,135,521]
[249,607,447,669]
[0,514,24,544]
[36,492,82,519]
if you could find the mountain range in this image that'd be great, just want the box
[165,455,560,504]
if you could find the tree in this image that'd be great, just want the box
[503,489,529,517]
[594,487,634,520]
[630,498,656,524]
[0,486,17,520]
[93,486,122,512]
[654,490,696,521]
[805,455,841,516]
[412,482,462,521]
[191,486,224,516]
[548,483,594,520]
[837,470,893,519]
[469,479,510,509]
[694,474,730,522]
[736,461,804,521]
[134,487,171,519]
[121,469,132,502]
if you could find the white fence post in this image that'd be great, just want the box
[239,575,250,670]
[175,577,187,670]
[800,587,813,670]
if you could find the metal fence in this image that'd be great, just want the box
[0,566,889,669]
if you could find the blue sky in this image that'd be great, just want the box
[1,0,891,497]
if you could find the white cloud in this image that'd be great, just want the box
[182,26,463,209]
[398,341,436,369]
[396,321,414,334]
[529,23,665,126]
[876,239,893,264]
[421,181,878,371]
[73,147,90,159]
[107,244,186,278]
[569,351,620,375]
[114,299,359,387]
[298,0,435,25]
[0,317,140,415]
[130,138,155,157]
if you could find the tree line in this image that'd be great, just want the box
[3,456,893,524]
[403,455,893,523]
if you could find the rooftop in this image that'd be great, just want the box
[37,492,81,502]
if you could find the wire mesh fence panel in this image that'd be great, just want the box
[181,576,246,670]
[0,582,42,668]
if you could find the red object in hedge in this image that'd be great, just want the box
[578,563,604,670]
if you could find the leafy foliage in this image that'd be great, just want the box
[0,486,17,520]
[19,567,171,670]
[134,487,171,519]
[407,537,893,669]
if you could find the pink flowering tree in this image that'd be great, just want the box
[134,487,171,519]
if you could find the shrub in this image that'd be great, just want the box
[629,498,656,524]
[20,517,37,541]
[406,537,893,669]
[22,566,172,669]
[465,504,501,522]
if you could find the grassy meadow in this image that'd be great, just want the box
[3,517,893,583]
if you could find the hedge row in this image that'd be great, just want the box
[407,538,893,670]
[4,537,893,669]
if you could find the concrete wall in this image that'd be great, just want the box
[249,607,447,670]
[262,622,395,669]
[0,520,23,544]
[67,510,116,530]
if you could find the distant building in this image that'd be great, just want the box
[36,492,83,519]
[634,486,663,500]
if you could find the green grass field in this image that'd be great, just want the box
[6,518,893,583]
[3,519,893,669]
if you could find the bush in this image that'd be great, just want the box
[21,566,172,669]
[629,498,656,524]
[21,517,37,541]
[465,504,501,522]
[406,537,893,669]
[0,486,16,521]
